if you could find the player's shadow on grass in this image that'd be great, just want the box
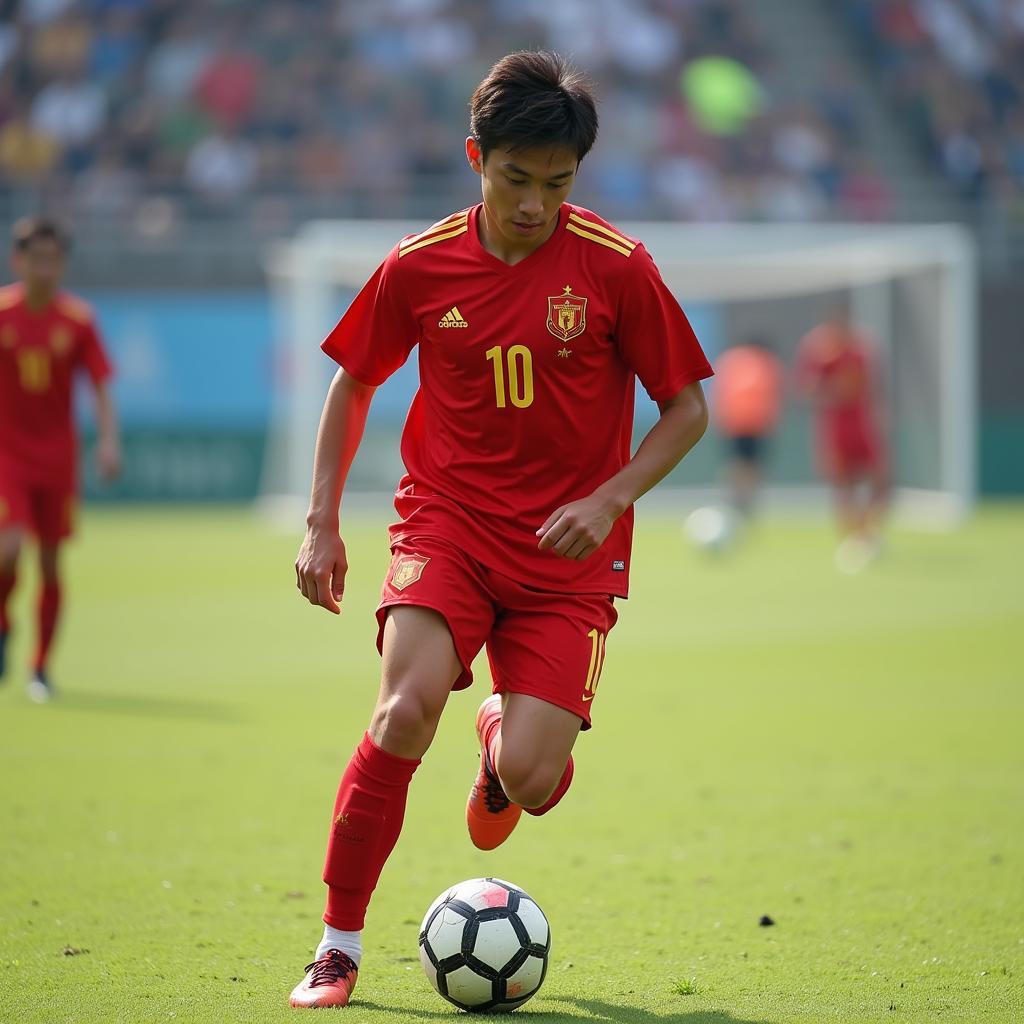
[548,997,771,1023]
[357,997,769,1023]
[54,691,242,723]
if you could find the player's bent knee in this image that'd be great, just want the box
[497,759,561,810]
[369,690,442,756]
[502,775,557,810]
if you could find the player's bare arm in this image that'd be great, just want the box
[537,380,708,560]
[92,380,122,482]
[295,368,375,614]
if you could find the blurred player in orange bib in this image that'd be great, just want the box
[796,304,889,572]
[713,337,784,521]
[0,218,120,702]
[288,52,712,1008]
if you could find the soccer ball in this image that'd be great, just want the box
[684,505,736,552]
[418,877,550,1013]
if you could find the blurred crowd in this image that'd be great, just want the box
[840,0,1024,205]
[0,0,899,229]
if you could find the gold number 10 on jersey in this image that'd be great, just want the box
[485,345,534,409]
[18,349,51,393]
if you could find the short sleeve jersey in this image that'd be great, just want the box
[0,284,113,484]
[323,203,712,597]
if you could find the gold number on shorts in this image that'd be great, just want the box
[583,628,606,701]
[485,344,534,409]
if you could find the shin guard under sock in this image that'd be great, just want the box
[322,733,420,931]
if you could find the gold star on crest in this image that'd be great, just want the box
[557,348,572,358]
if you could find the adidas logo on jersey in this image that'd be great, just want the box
[439,306,469,328]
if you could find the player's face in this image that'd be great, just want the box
[467,139,577,252]
[12,238,65,298]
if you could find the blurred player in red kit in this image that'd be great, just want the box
[0,218,120,701]
[288,52,712,1008]
[797,304,888,572]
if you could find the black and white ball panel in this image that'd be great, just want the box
[418,877,550,1013]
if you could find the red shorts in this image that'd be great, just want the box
[0,463,74,542]
[376,538,618,729]
[821,438,887,484]
[818,421,887,484]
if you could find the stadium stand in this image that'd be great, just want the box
[1,0,890,226]
[0,0,1019,281]
[838,0,1024,206]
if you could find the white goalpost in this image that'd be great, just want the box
[263,221,976,525]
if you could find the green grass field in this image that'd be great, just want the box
[1,504,1022,1023]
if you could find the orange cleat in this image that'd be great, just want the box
[289,949,359,1009]
[466,694,522,850]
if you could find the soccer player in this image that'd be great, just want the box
[290,52,712,1008]
[796,303,888,572]
[0,218,120,701]
[713,336,784,521]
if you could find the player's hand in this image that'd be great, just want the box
[96,438,122,482]
[536,494,618,561]
[295,525,348,614]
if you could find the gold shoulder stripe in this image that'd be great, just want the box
[399,223,468,258]
[566,223,633,257]
[56,294,93,324]
[567,212,635,250]
[400,211,470,250]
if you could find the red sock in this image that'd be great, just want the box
[34,580,61,672]
[0,571,15,633]
[523,756,574,817]
[323,732,420,931]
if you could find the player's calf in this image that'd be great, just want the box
[520,756,574,817]
[497,749,573,812]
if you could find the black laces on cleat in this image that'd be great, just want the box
[305,949,357,988]
[479,760,513,814]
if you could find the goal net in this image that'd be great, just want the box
[263,221,976,525]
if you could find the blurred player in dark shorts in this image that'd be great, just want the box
[0,218,120,701]
[714,337,783,520]
[797,304,889,572]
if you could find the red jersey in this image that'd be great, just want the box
[323,203,712,598]
[0,283,113,485]
[796,323,882,452]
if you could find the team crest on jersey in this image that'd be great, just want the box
[391,555,429,591]
[50,326,73,355]
[546,285,588,342]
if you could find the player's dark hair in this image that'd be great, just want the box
[12,216,70,253]
[470,51,598,163]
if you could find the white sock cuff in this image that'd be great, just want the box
[316,924,362,967]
